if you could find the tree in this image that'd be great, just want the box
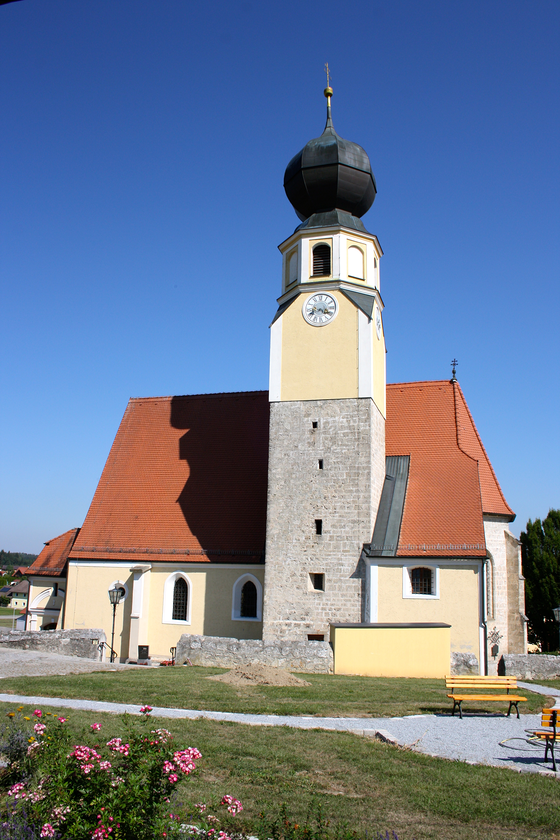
[521,509,560,650]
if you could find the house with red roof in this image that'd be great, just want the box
[27,88,525,675]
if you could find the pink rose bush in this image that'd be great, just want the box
[1,706,232,840]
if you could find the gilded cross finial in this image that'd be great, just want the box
[451,358,458,382]
[324,63,333,99]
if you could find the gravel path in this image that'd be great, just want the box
[0,647,558,776]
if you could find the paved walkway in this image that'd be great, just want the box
[0,647,559,776]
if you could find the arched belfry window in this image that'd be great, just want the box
[288,250,298,285]
[240,581,257,618]
[348,245,364,280]
[232,574,263,621]
[312,243,331,277]
[172,577,188,621]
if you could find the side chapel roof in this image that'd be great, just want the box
[383,379,514,557]
[27,528,80,577]
[69,391,270,565]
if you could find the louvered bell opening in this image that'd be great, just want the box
[312,244,331,277]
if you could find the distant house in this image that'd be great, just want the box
[25,529,78,631]
[6,580,29,610]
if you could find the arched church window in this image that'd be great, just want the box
[312,243,331,277]
[232,574,262,621]
[172,577,188,621]
[240,581,257,618]
[348,245,364,280]
[411,567,433,595]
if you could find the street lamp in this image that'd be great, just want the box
[108,585,125,663]
[553,606,560,653]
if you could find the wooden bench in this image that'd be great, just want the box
[527,708,559,772]
[445,675,527,719]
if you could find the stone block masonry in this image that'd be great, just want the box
[176,633,333,673]
[263,397,385,642]
[0,629,106,660]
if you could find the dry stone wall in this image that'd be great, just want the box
[176,633,333,673]
[0,629,106,660]
[499,653,560,680]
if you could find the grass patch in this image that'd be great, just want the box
[0,667,550,717]
[1,701,559,840]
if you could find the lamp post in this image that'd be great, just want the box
[108,586,125,663]
[553,606,560,653]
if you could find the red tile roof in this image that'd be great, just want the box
[69,392,270,564]
[386,380,514,557]
[28,529,79,576]
[63,381,512,565]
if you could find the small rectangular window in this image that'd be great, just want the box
[52,583,58,597]
[315,519,323,535]
[308,633,324,641]
[312,421,318,429]
[309,573,325,591]
[318,459,323,470]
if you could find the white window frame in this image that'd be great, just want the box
[162,571,192,625]
[402,564,440,600]
[232,573,262,622]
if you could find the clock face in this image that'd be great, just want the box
[303,293,338,326]
[374,304,382,339]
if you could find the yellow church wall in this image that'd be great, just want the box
[330,624,450,678]
[64,562,264,661]
[280,292,359,400]
[372,315,386,417]
[376,563,480,654]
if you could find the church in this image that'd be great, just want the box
[26,85,526,677]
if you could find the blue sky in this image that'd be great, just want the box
[1,0,559,554]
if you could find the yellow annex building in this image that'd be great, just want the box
[26,87,526,677]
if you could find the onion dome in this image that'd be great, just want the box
[284,87,376,229]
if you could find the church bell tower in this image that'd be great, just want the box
[262,85,387,642]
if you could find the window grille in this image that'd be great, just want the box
[312,244,331,276]
[240,581,257,618]
[411,567,432,595]
[172,577,188,621]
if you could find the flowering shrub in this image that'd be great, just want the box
[0,706,215,840]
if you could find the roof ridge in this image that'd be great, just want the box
[387,379,452,388]
[43,527,80,546]
[128,390,268,403]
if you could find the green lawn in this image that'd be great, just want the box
[0,606,19,628]
[0,666,552,717]
[1,700,559,840]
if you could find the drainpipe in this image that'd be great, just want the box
[481,558,489,676]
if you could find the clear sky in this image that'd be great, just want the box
[1,0,559,554]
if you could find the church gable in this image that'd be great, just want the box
[69,391,269,565]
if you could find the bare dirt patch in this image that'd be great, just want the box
[206,664,311,687]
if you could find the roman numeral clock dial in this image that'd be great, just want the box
[302,293,338,326]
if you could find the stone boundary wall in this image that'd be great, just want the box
[0,629,106,661]
[450,652,479,675]
[499,653,560,680]
[176,634,333,674]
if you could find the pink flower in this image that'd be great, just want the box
[99,760,112,770]
[40,825,55,838]
[8,782,26,799]
[58,717,67,723]
[34,722,47,735]
[168,773,178,783]
[221,795,243,815]
[33,709,42,718]
[140,705,153,714]
[91,723,102,731]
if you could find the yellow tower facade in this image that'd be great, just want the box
[270,223,385,414]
